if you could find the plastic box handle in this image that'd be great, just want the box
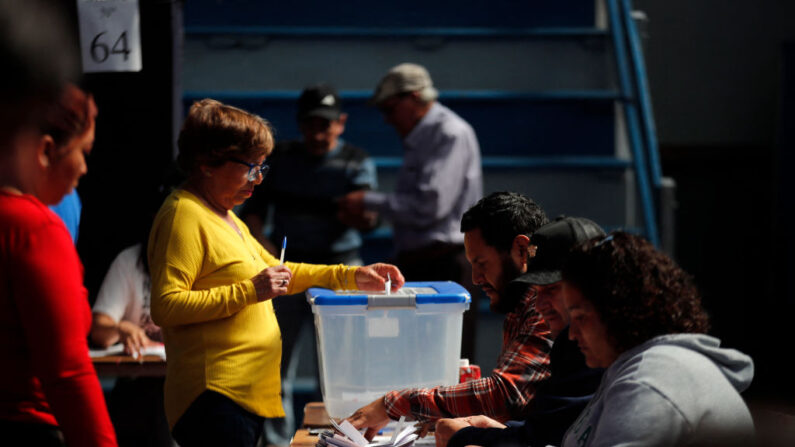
[367,295,417,309]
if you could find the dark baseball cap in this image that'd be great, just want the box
[297,83,342,122]
[524,216,606,285]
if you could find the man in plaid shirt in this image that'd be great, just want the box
[346,192,553,439]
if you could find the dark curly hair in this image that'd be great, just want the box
[177,99,274,174]
[562,231,710,354]
[460,191,549,251]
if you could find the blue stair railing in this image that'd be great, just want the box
[606,0,659,246]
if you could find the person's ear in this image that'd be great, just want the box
[37,134,56,169]
[337,113,348,128]
[511,234,531,271]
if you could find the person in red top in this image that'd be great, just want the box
[347,192,553,439]
[0,3,117,445]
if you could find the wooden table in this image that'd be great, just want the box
[291,402,331,447]
[290,402,435,447]
[92,354,167,377]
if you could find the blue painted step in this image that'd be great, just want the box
[184,0,596,29]
[182,90,617,157]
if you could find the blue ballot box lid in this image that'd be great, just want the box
[307,281,471,306]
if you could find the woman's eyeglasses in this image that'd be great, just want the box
[229,158,270,182]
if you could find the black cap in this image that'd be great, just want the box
[297,83,342,122]
[524,216,606,285]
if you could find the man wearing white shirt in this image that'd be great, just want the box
[339,63,483,359]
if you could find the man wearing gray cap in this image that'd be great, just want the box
[339,63,483,359]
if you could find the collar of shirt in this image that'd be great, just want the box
[403,102,443,151]
[504,283,541,331]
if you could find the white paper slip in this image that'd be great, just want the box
[325,434,360,447]
[89,343,166,360]
[327,418,418,447]
[329,419,369,447]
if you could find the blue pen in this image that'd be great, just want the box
[279,236,286,264]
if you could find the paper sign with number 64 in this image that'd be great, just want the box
[77,0,142,73]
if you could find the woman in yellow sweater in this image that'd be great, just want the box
[148,99,404,447]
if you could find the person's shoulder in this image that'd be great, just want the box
[421,104,476,145]
[113,244,143,266]
[611,336,728,390]
[1,192,66,233]
[434,102,473,128]
[153,189,206,228]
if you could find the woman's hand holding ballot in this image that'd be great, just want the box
[251,264,293,301]
[354,263,405,292]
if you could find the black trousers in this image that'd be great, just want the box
[172,391,264,447]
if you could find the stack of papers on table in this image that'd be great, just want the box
[89,343,166,360]
[317,418,418,447]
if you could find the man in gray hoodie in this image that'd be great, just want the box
[561,232,755,446]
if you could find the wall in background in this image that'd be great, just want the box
[635,0,795,401]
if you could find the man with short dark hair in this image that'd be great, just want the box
[346,192,554,438]
[435,217,606,447]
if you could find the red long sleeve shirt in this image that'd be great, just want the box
[0,191,117,446]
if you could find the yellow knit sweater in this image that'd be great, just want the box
[148,189,357,428]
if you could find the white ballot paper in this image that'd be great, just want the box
[323,418,418,447]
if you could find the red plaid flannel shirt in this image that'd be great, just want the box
[383,286,553,422]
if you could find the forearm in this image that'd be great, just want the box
[90,314,120,348]
[282,261,358,294]
[368,141,470,226]
[43,368,117,446]
[151,280,256,327]
[385,376,517,422]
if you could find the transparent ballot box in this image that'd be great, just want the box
[307,281,471,419]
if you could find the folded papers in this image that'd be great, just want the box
[317,418,418,447]
[89,342,166,360]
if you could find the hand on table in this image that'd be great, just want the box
[119,320,159,360]
[354,263,406,292]
[251,264,293,302]
[434,416,506,447]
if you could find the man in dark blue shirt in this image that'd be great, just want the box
[241,83,377,266]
